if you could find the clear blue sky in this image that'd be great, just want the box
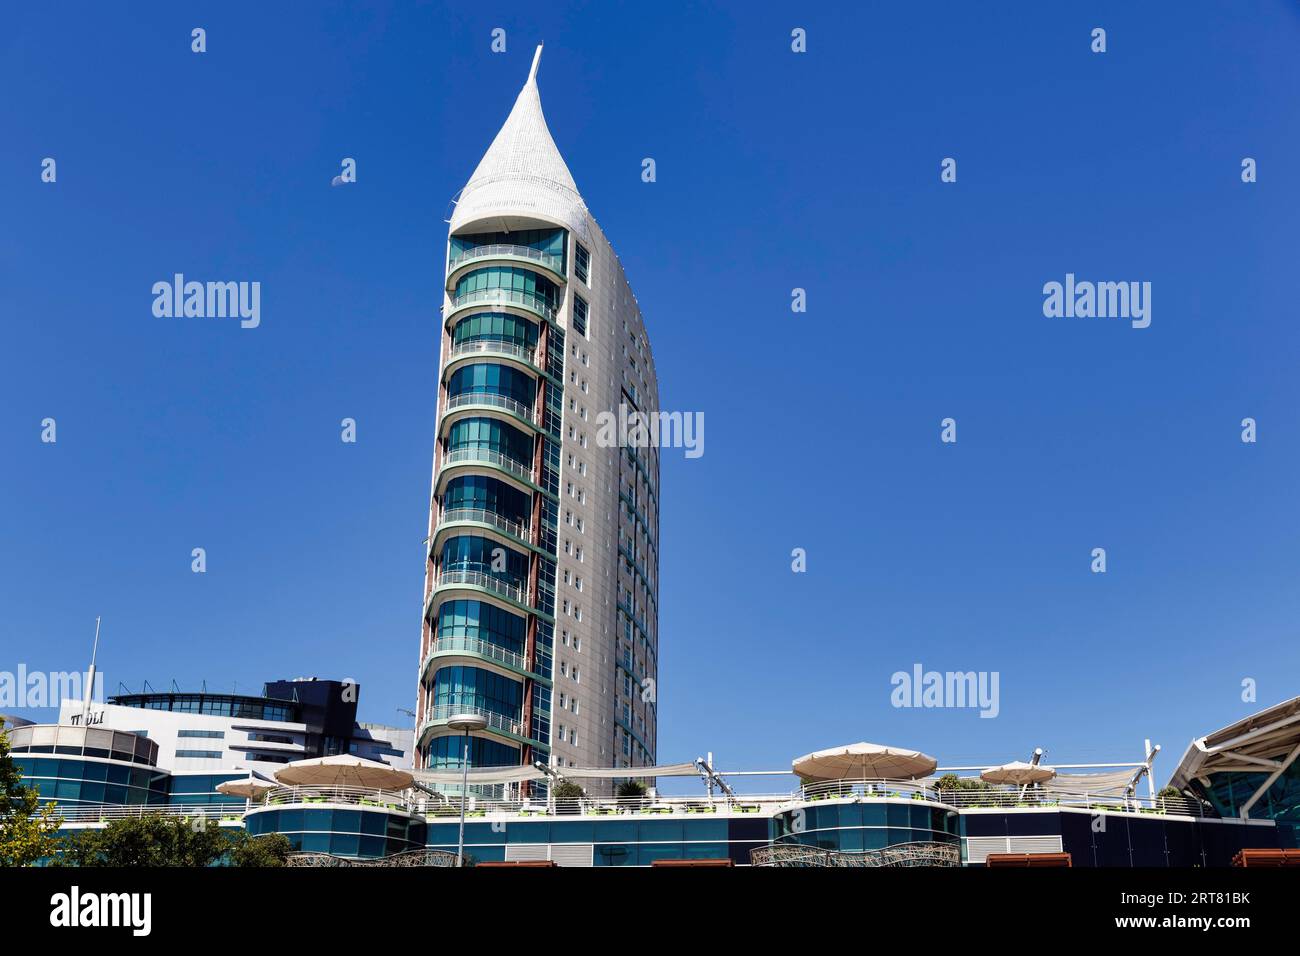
[4,1,1299,786]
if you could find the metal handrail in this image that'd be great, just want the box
[425,635,529,673]
[445,391,534,421]
[440,447,533,483]
[796,777,1205,816]
[422,703,525,739]
[257,785,416,811]
[40,803,249,824]
[439,507,531,542]
[436,569,525,603]
[449,288,557,322]
[448,339,539,365]
[448,244,564,275]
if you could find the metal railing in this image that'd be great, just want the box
[448,244,564,276]
[421,704,526,740]
[425,635,529,673]
[256,785,416,811]
[435,569,525,604]
[44,803,248,824]
[438,507,531,543]
[448,339,540,366]
[440,447,533,483]
[931,786,1204,816]
[797,778,1205,816]
[449,288,556,323]
[445,391,535,422]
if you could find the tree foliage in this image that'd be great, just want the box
[616,779,647,798]
[52,815,290,867]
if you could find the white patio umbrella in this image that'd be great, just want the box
[216,772,279,800]
[274,754,414,791]
[980,760,1057,786]
[792,742,938,781]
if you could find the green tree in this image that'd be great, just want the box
[54,818,292,867]
[0,719,63,866]
[52,814,233,867]
[227,831,291,867]
[552,780,585,814]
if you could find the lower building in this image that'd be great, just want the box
[9,695,1299,867]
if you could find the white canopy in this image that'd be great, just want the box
[275,754,414,790]
[410,762,700,787]
[980,760,1057,785]
[1046,769,1140,796]
[216,772,278,799]
[793,742,938,781]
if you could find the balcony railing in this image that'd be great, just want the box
[448,244,564,276]
[445,391,534,422]
[436,568,525,604]
[257,785,417,811]
[440,447,533,483]
[425,635,529,673]
[438,507,531,543]
[40,803,249,824]
[447,339,540,366]
[422,703,526,740]
[449,288,556,323]
[796,778,1206,816]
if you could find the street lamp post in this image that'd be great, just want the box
[446,713,488,867]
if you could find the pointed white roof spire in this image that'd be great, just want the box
[528,43,543,83]
[450,45,588,235]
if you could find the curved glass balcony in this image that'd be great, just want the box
[447,338,540,368]
[438,506,531,544]
[440,447,533,484]
[444,391,535,423]
[423,636,529,677]
[419,703,536,746]
[448,244,565,279]
[448,287,556,324]
[435,568,525,604]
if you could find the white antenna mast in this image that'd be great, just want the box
[81,616,101,722]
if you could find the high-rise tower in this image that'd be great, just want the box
[416,47,660,794]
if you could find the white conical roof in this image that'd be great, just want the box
[450,45,589,236]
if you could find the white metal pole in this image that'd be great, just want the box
[81,616,101,722]
[457,729,470,867]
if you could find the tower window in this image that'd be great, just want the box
[575,243,590,284]
[573,295,589,337]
